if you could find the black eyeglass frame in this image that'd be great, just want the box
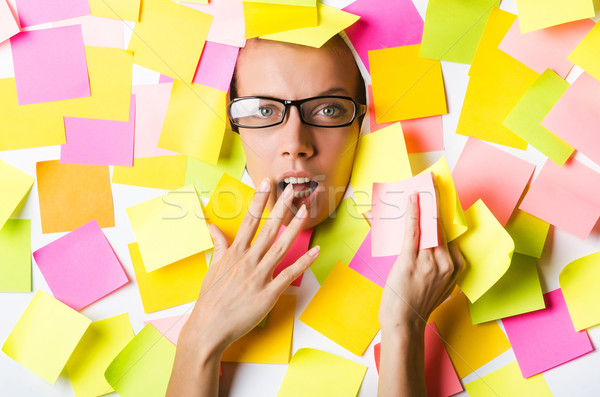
[227,95,367,129]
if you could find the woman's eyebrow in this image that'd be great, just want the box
[318,87,350,96]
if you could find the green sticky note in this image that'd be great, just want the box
[503,69,574,165]
[505,208,550,258]
[0,160,34,230]
[0,219,31,292]
[105,324,176,397]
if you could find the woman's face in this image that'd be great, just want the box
[233,38,362,229]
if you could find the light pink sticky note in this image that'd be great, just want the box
[519,158,600,239]
[53,15,125,49]
[452,137,535,226]
[61,95,136,166]
[192,41,239,92]
[349,230,396,288]
[32,219,129,311]
[183,0,245,48]
[0,0,19,44]
[343,0,423,72]
[541,72,600,166]
[10,25,90,105]
[15,0,90,27]
[502,289,594,378]
[272,226,313,287]
[146,314,189,345]
[499,18,595,78]
[371,172,438,257]
[159,74,174,83]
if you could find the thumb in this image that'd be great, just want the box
[208,224,229,264]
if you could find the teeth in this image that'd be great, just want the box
[293,189,313,198]
[283,176,311,184]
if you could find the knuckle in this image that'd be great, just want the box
[269,241,286,258]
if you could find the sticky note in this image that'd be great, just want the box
[146,314,189,345]
[112,155,188,191]
[0,0,19,43]
[128,242,207,313]
[541,72,600,166]
[272,228,313,287]
[88,0,140,21]
[36,160,114,234]
[420,0,500,64]
[310,198,370,284]
[64,313,135,397]
[452,137,535,226]
[349,230,396,288]
[183,0,246,47]
[429,292,511,378]
[158,80,226,164]
[0,219,31,292]
[299,262,382,356]
[464,361,552,396]
[61,95,136,166]
[515,0,595,33]
[277,348,367,397]
[568,21,600,82]
[52,15,125,49]
[371,172,438,256]
[104,324,176,397]
[10,25,90,105]
[505,207,550,258]
[192,41,239,92]
[502,289,594,378]
[0,160,34,230]
[559,251,600,331]
[242,1,317,38]
[503,69,574,166]
[127,0,212,83]
[350,123,412,213]
[2,290,91,384]
[260,3,359,48]
[370,44,447,123]
[343,0,423,72]
[126,185,213,272]
[15,0,89,27]
[455,200,515,303]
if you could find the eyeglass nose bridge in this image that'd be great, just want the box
[280,99,309,125]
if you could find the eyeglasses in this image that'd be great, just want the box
[227,95,366,129]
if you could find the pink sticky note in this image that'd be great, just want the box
[15,0,90,27]
[0,0,19,43]
[32,219,129,311]
[159,74,174,83]
[53,15,125,49]
[272,226,313,287]
[519,158,600,239]
[541,72,600,166]
[183,0,245,48]
[452,137,535,226]
[61,95,136,166]
[499,18,595,78]
[192,41,239,92]
[371,172,438,257]
[343,0,423,72]
[146,314,189,345]
[10,25,90,105]
[502,289,594,378]
[349,230,396,288]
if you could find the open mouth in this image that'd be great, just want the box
[277,177,319,199]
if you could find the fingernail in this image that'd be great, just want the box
[282,183,293,199]
[307,245,320,257]
[297,204,307,219]
[410,191,418,203]
[259,178,270,192]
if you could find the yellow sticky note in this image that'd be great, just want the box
[277,348,367,397]
[243,1,318,38]
[455,200,514,303]
[369,44,447,123]
[465,361,552,396]
[126,185,213,272]
[89,0,140,21]
[127,0,212,83]
[505,208,550,258]
[64,313,135,397]
[559,251,600,331]
[158,80,226,164]
[0,160,34,230]
[2,290,91,384]
[299,262,382,356]
[569,21,600,82]
[112,155,188,190]
[128,242,207,313]
[350,123,412,213]
[260,3,359,48]
[429,292,511,378]
[516,0,595,33]
[222,295,295,363]
[0,219,31,292]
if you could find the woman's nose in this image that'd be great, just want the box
[278,106,315,159]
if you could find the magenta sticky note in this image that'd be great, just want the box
[192,41,239,92]
[343,0,423,72]
[349,230,396,288]
[0,0,20,44]
[159,74,174,83]
[33,219,129,311]
[146,314,189,345]
[15,0,90,27]
[452,137,535,226]
[371,172,438,257]
[61,95,136,166]
[10,25,90,105]
[272,226,313,287]
[502,289,594,378]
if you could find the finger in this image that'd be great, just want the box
[401,191,420,258]
[208,224,229,265]
[448,241,466,278]
[270,245,320,294]
[433,183,448,248]
[232,177,271,249]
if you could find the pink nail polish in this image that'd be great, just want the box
[282,183,293,199]
[259,178,270,192]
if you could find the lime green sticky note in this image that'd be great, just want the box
[105,324,176,397]
[559,251,600,331]
[569,21,600,82]
[464,361,552,396]
[64,313,135,397]
[469,253,545,324]
[2,290,91,384]
[310,198,370,284]
[276,348,367,397]
[516,0,595,33]
[505,208,550,258]
[0,219,31,292]
[0,160,34,230]
[503,69,574,166]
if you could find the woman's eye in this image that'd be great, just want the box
[316,105,344,118]
[259,107,274,117]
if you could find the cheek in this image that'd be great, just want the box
[318,130,358,182]
[240,131,275,181]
